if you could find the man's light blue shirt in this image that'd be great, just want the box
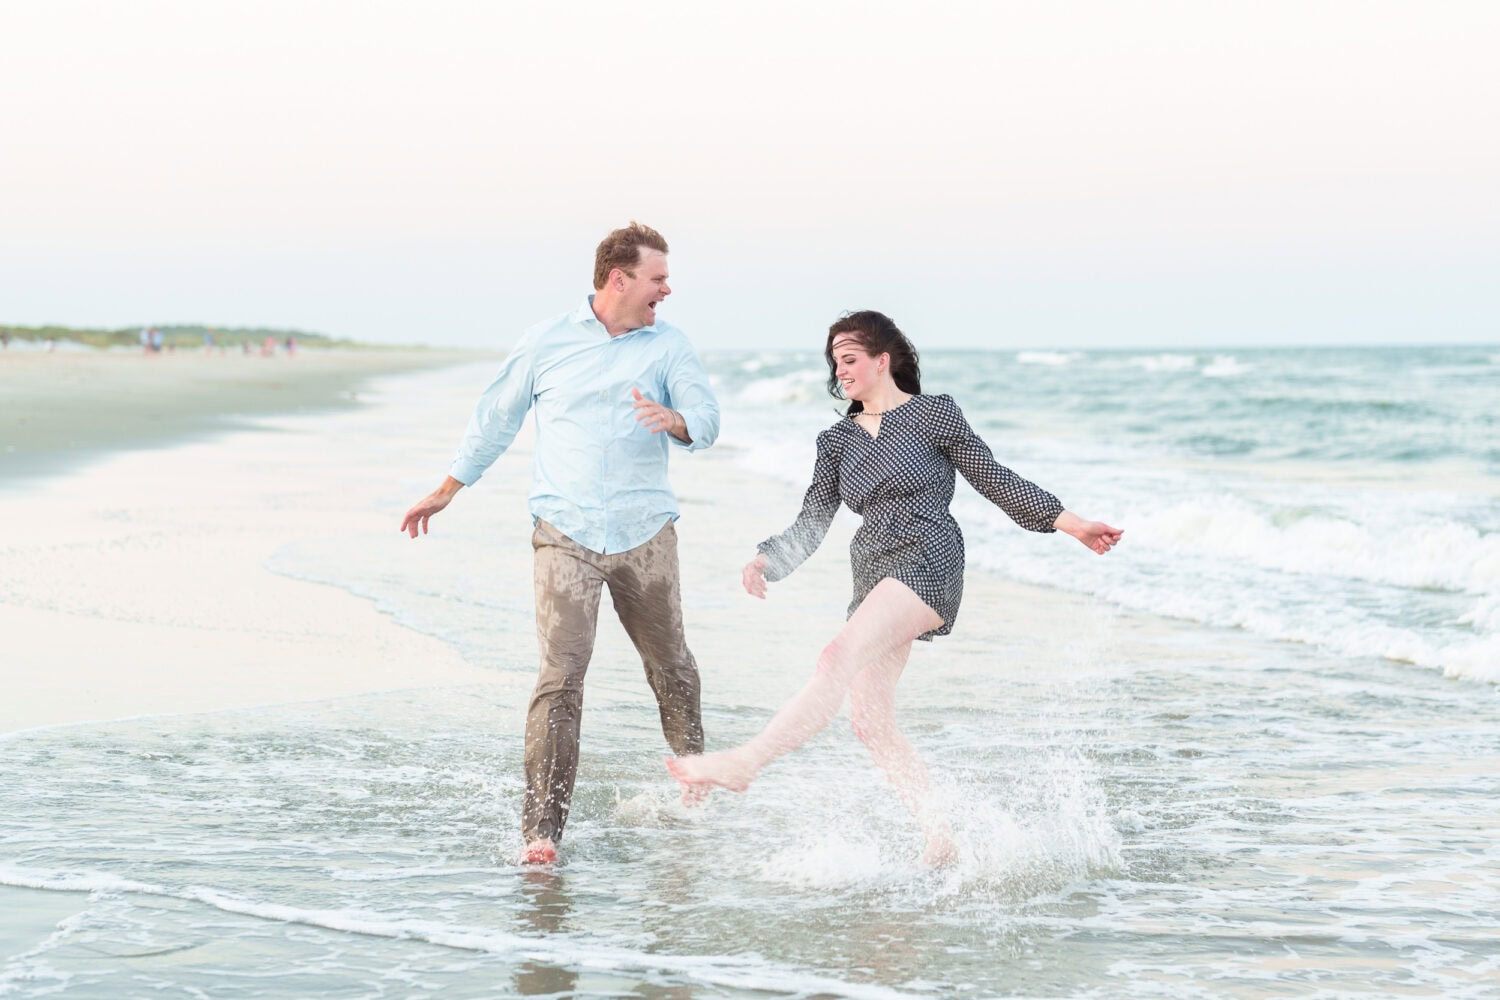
[449,297,720,554]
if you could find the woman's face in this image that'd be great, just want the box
[831,335,888,402]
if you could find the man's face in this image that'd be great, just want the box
[618,249,671,329]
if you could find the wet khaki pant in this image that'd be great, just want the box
[524,519,704,843]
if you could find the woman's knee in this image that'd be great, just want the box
[813,637,850,681]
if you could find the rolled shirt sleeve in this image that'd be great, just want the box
[662,335,720,452]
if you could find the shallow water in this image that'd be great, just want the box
[4,347,1499,998]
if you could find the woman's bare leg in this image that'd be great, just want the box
[667,579,942,794]
[849,648,958,865]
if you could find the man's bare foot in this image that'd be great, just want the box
[665,749,758,798]
[520,838,557,865]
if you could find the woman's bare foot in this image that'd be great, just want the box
[520,838,557,865]
[921,823,959,867]
[665,749,758,800]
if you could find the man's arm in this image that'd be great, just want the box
[658,336,720,451]
[400,334,536,539]
[448,340,538,486]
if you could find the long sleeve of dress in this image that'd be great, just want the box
[930,395,1063,533]
[757,429,843,581]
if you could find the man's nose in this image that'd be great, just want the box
[660,282,671,297]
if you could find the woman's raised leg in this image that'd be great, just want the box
[667,578,942,794]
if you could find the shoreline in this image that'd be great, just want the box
[0,346,494,484]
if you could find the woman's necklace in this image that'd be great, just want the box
[858,396,909,417]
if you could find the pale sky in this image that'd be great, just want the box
[2,0,1497,350]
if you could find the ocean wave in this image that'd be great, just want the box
[1015,351,1081,366]
[963,484,1500,685]
[1123,353,1198,372]
[1201,355,1252,378]
[735,370,829,405]
[1127,497,1500,594]
[0,864,927,1000]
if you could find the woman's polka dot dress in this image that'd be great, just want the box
[757,394,1064,640]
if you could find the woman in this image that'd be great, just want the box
[667,311,1122,864]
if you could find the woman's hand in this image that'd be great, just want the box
[742,553,769,598]
[1053,510,1123,554]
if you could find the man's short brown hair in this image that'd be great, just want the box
[593,222,669,290]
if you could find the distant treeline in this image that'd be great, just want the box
[0,323,353,350]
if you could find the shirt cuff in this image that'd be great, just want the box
[671,410,709,452]
[448,459,484,486]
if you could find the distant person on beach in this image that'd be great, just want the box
[666,310,1122,865]
[400,222,720,866]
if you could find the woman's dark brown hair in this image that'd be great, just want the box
[824,310,922,414]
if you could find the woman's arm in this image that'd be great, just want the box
[747,429,843,596]
[930,395,1065,533]
[932,396,1123,553]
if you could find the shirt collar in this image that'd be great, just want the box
[569,296,604,330]
[570,294,659,339]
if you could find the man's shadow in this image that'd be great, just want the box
[514,867,578,997]
[513,865,700,999]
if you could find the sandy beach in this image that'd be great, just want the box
[0,346,486,481]
[0,349,504,734]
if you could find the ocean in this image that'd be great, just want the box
[2,344,1497,998]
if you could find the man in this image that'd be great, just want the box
[400,222,719,865]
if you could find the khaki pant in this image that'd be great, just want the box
[523,519,704,843]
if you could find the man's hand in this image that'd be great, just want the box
[400,477,465,538]
[631,387,690,443]
[1053,510,1123,554]
[742,553,769,598]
